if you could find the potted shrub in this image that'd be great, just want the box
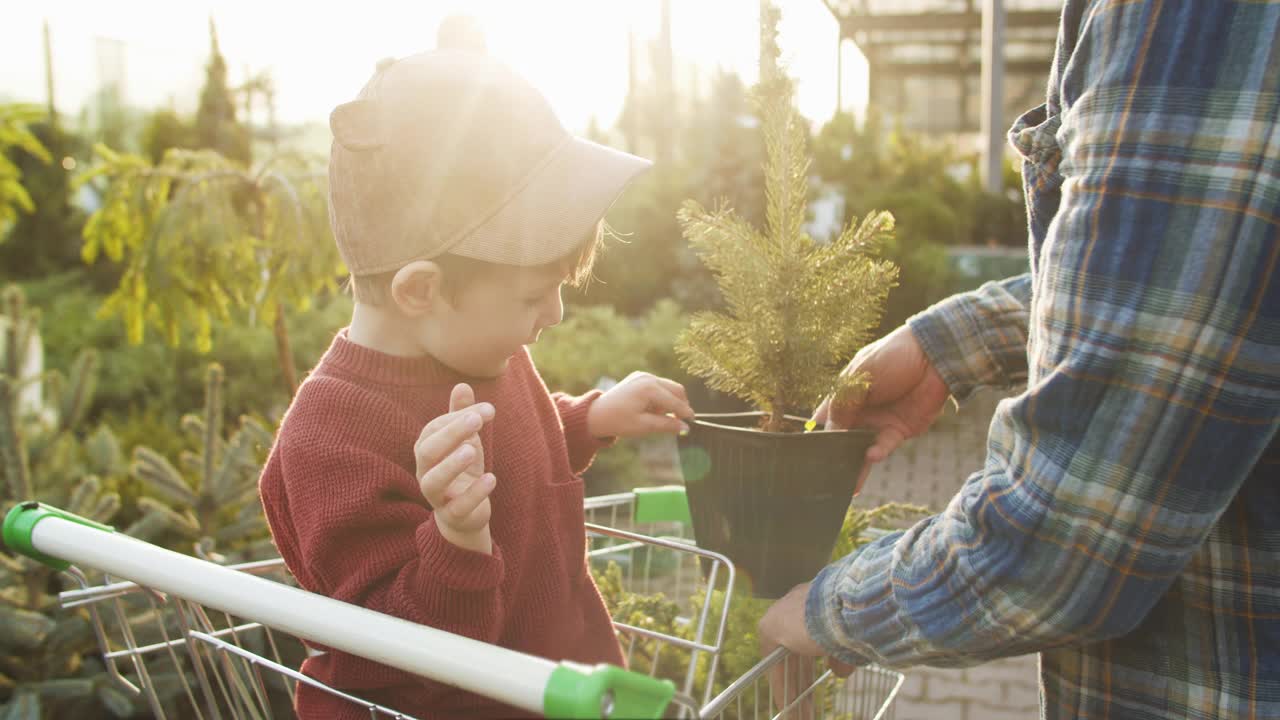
[674,12,898,598]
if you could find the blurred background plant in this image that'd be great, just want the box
[128,363,274,562]
[592,500,930,720]
[0,284,177,719]
[0,2,1032,713]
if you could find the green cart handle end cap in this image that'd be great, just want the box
[544,662,675,719]
[3,502,114,571]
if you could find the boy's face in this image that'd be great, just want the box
[423,262,568,378]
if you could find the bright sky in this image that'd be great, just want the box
[1,1,868,135]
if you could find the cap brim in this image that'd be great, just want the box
[448,137,652,267]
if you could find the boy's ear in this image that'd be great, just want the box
[390,260,445,316]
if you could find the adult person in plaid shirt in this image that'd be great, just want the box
[758,1,1280,717]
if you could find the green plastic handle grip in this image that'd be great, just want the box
[544,662,675,719]
[3,501,114,571]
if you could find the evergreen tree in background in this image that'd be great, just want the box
[194,18,250,166]
[140,107,194,165]
[0,122,87,281]
[0,106,91,282]
[687,70,765,230]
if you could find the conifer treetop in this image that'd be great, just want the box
[675,3,899,432]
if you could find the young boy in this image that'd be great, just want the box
[258,41,694,719]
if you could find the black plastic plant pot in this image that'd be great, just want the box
[677,412,874,599]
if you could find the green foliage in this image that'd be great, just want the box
[532,299,688,395]
[140,108,194,164]
[0,284,163,719]
[533,301,689,496]
[77,142,344,394]
[812,110,1027,330]
[828,501,930,560]
[78,145,252,351]
[593,561,690,677]
[583,167,718,314]
[129,364,273,559]
[21,273,168,407]
[0,120,93,284]
[676,61,898,431]
[684,70,766,232]
[20,271,350,433]
[0,105,51,241]
[593,501,930,719]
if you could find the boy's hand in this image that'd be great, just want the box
[415,384,497,555]
[587,372,695,439]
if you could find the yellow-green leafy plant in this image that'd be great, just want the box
[0,104,50,237]
[77,145,344,396]
[674,3,898,432]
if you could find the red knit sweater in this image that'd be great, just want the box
[258,330,624,719]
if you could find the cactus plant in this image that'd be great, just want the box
[0,284,166,719]
[130,363,273,562]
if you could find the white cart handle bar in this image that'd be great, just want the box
[3,501,675,719]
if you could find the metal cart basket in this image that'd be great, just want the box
[4,488,902,719]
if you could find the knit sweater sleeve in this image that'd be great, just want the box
[551,389,613,474]
[277,438,508,644]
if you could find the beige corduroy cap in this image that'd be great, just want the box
[327,42,652,276]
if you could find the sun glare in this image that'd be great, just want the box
[3,0,865,135]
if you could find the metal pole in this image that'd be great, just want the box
[836,36,844,115]
[980,0,1006,194]
[43,20,58,128]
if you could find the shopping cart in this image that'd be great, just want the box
[3,488,903,719]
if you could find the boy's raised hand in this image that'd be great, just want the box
[587,371,695,439]
[415,383,497,555]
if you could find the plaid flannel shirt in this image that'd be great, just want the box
[806,2,1280,718]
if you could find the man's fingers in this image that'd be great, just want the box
[853,462,872,497]
[829,658,855,679]
[811,397,830,426]
[449,383,476,413]
[770,654,816,716]
[418,442,476,502]
[869,425,907,463]
[794,657,816,718]
[768,663,787,713]
[826,396,867,430]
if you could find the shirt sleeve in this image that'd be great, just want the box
[551,389,614,474]
[806,0,1280,669]
[907,274,1032,404]
[279,439,509,646]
